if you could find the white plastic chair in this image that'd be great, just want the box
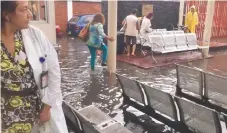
[162,34,177,53]
[162,31,174,35]
[151,31,163,35]
[148,35,164,62]
[175,34,188,51]
[185,33,198,50]
[156,29,167,32]
[174,30,184,34]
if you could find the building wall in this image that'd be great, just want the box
[185,1,227,39]
[30,1,56,43]
[55,1,101,33]
[55,1,68,33]
[102,1,180,32]
[73,2,101,15]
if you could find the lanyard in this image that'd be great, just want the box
[39,55,47,72]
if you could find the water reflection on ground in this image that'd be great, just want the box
[58,37,227,133]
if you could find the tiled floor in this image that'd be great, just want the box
[117,51,203,69]
[198,37,227,48]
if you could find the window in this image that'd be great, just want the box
[69,16,79,23]
[28,1,48,21]
[83,16,94,24]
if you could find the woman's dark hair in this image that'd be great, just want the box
[1,1,18,28]
[91,13,105,25]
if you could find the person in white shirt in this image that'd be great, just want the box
[140,12,154,38]
[124,9,140,56]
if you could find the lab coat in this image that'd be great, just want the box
[185,11,199,33]
[140,17,152,43]
[140,17,152,36]
[21,25,68,133]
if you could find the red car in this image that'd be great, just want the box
[56,25,63,38]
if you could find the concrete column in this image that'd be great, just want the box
[107,0,118,73]
[178,0,185,26]
[202,0,215,57]
[67,0,73,21]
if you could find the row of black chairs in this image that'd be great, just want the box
[115,71,226,133]
[176,64,227,114]
[63,102,133,133]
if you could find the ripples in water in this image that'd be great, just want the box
[58,37,227,133]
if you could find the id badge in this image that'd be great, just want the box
[40,71,48,89]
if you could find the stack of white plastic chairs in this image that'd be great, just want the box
[137,29,198,53]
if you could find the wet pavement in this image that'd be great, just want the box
[117,50,203,69]
[198,37,227,48]
[211,37,227,44]
[58,37,227,133]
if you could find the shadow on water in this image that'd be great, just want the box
[58,37,227,133]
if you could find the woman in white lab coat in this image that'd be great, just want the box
[140,12,154,40]
[1,1,68,133]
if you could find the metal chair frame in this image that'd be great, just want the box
[175,96,222,133]
[176,64,227,114]
[115,73,192,133]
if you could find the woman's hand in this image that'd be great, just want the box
[104,36,114,42]
[108,37,114,42]
[40,104,51,123]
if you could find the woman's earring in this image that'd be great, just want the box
[5,16,10,22]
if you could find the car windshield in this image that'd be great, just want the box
[69,16,79,23]
[83,16,94,24]
[77,15,94,25]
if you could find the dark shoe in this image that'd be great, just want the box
[101,63,107,66]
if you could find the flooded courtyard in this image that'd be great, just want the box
[58,37,227,133]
